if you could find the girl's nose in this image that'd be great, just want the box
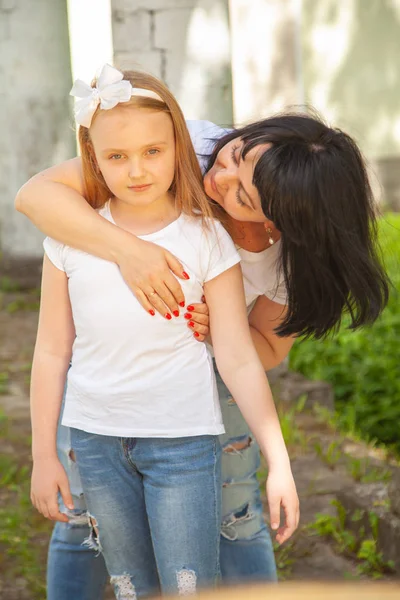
[128,159,145,179]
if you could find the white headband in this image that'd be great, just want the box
[70,64,163,128]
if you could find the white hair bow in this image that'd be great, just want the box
[70,64,162,127]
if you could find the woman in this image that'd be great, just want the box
[16,112,389,599]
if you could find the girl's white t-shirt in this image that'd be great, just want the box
[186,120,287,309]
[44,204,240,438]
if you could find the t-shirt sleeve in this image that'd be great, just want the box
[201,220,241,283]
[43,237,66,272]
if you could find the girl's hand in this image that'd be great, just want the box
[31,457,74,522]
[117,239,189,318]
[184,297,209,342]
[266,466,300,544]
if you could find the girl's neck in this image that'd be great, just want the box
[110,193,179,236]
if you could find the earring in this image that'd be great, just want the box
[266,227,274,246]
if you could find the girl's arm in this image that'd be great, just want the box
[30,255,75,522]
[15,160,186,315]
[204,265,299,544]
[248,295,295,370]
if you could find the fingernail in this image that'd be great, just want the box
[187,305,194,311]
[173,310,179,317]
[188,321,194,327]
[149,309,155,316]
[182,271,190,280]
[179,301,185,307]
[165,313,172,320]
[201,295,206,302]
[194,332,200,338]
[272,523,278,530]
[184,313,192,320]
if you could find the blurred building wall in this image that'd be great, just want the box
[0,0,75,260]
[112,0,233,126]
[2,0,399,262]
[301,0,400,210]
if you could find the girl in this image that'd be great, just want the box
[18,89,389,598]
[29,65,298,599]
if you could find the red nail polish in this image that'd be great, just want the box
[149,309,155,316]
[184,313,192,320]
[182,271,190,280]
[173,310,179,317]
[194,332,200,338]
[189,321,194,327]
[179,301,185,307]
[187,305,194,312]
[165,313,172,320]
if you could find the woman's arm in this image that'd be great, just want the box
[204,265,299,544]
[248,295,295,371]
[30,256,75,522]
[15,160,186,315]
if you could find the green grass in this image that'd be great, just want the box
[0,411,51,598]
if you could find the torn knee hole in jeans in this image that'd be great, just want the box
[82,513,102,554]
[176,569,197,595]
[221,503,254,540]
[110,574,137,600]
[222,436,252,455]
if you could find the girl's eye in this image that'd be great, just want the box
[109,154,123,160]
[236,189,246,207]
[230,144,240,166]
[147,148,160,156]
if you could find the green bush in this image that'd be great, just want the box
[290,213,400,451]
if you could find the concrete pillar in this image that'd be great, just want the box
[111,0,233,125]
[0,0,75,258]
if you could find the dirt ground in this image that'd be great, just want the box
[0,287,398,599]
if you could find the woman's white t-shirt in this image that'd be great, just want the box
[44,204,240,438]
[186,120,287,309]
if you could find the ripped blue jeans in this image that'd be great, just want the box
[47,363,277,600]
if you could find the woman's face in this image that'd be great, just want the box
[203,138,270,223]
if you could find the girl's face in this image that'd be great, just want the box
[203,138,270,223]
[90,106,176,209]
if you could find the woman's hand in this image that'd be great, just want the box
[117,238,189,318]
[184,297,209,341]
[31,457,74,522]
[266,466,300,544]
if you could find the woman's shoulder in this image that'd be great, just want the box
[186,120,229,157]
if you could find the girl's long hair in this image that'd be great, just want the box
[78,69,215,223]
[207,113,390,339]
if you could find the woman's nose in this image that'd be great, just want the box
[214,165,237,188]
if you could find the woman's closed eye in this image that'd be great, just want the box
[235,189,246,207]
[230,144,240,166]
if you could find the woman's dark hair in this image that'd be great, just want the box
[207,113,390,339]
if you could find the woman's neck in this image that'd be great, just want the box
[226,216,271,253]
[110,193,179,236]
